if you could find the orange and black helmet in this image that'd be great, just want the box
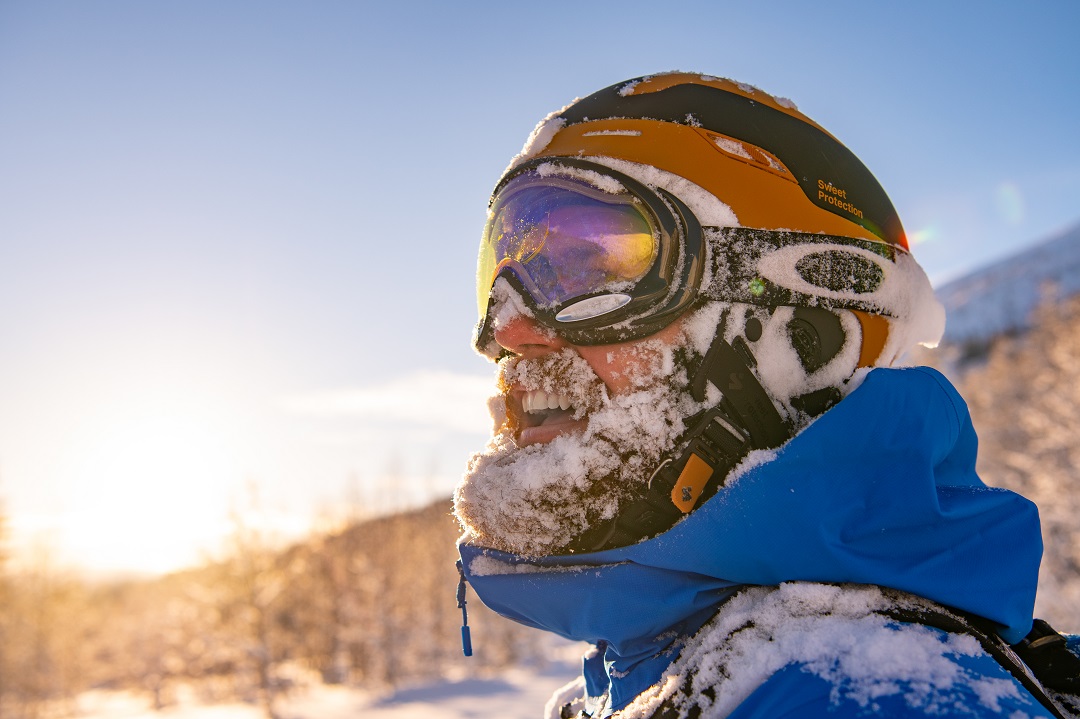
[475,73,942,364]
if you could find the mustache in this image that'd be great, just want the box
[497,349,607,416]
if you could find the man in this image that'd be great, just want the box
[453,73,1080,718]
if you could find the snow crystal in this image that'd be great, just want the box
[535,161,626,195]
[967,677,1027,714]
[505,110,569,174]
[844,365,874,394]
[544,677,587,719]
[775,95,798,110]
[475,277,543,359]
[752,239,944,352]
[740,304,863,417]
[455,354,703,555]
[582,156,739,228]
[712,136,754,161]
[620,584,1037,719]
[582,130,642,137]
[488,277,537,324]
[468,554,594,577]
[878,250,947,361]
[499,348,607,421]
[486,394,507,434]
[721,447,780,489]
[680,302,725,357]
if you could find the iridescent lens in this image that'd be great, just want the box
[476,173,659,319]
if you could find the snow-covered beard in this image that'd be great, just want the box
[453,293,874,556]
[454,333,708,557]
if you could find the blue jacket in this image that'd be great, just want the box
[459,367,1060,717]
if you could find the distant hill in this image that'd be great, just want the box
[935,221,1080,349]
[911,229,1080,629]
[948,293,1080,629]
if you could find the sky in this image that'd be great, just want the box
[1,1,1078,575]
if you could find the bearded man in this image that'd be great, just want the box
[453,73,1080,719]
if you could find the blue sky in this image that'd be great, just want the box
[1,1,1078,573]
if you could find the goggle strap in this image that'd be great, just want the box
[702,227,898,316]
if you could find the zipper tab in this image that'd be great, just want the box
[456,559,473,657]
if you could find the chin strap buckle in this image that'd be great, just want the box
[664,409,752,513]
[563,331,791,554]
[566,406,753,553]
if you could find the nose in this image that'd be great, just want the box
[492,315,568,359]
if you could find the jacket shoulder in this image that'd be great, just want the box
[624,584,1057,719]
[722,655,1057,718]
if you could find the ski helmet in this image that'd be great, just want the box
[473,73,944,552]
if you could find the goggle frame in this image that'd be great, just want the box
[474,158,706,355]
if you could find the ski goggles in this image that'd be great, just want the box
[474,158,910,356]
[474,159,705,353]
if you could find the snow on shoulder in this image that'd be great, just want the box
[621,583,1041,718]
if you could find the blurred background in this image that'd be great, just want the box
[1,2,1079,717]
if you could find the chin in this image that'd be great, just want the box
[455,378,699,557]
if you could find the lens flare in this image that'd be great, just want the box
[995,182,1025,226]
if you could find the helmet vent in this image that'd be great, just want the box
[794,251,884,294]
[703,131,794,181]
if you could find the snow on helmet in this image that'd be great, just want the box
[476,72,944,368]
[474,73,946,552]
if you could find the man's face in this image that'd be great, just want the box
[454,289,716,556]
[493,313,686,447]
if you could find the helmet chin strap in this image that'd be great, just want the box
[563,324,793,554]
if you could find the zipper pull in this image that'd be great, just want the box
[456,559,473,657]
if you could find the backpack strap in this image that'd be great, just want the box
[880,590,1080,719]
[582,586,1079,719]
[632,587,1080,719]
[1013,619,1080,697]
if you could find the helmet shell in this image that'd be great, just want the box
[511,73,908,251]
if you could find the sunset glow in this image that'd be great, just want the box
[32,386,245,574]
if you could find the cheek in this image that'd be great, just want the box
[576,323,683,394]
[576,346,635,393]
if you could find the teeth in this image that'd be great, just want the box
[522,390,573,414]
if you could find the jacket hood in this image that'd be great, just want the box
[459,366,1043,710]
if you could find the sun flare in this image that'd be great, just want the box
[51,388,249,575]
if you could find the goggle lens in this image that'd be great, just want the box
[477,173,659,321]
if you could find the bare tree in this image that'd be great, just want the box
[954,294,1080,628]
[201,492,291,719]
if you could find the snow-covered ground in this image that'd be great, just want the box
[75,658,578,719]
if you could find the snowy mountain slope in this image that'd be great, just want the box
[935,221,1080,347]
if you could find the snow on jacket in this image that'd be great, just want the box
[458,367,1057,717]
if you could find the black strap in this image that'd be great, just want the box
[636,588,1080,719]
[566,405,751,553]
[881,594,1079,719]
[1014,620,1080,696]
[690,328,791,450]
[563,329,791,554]
[697,227,899,316]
